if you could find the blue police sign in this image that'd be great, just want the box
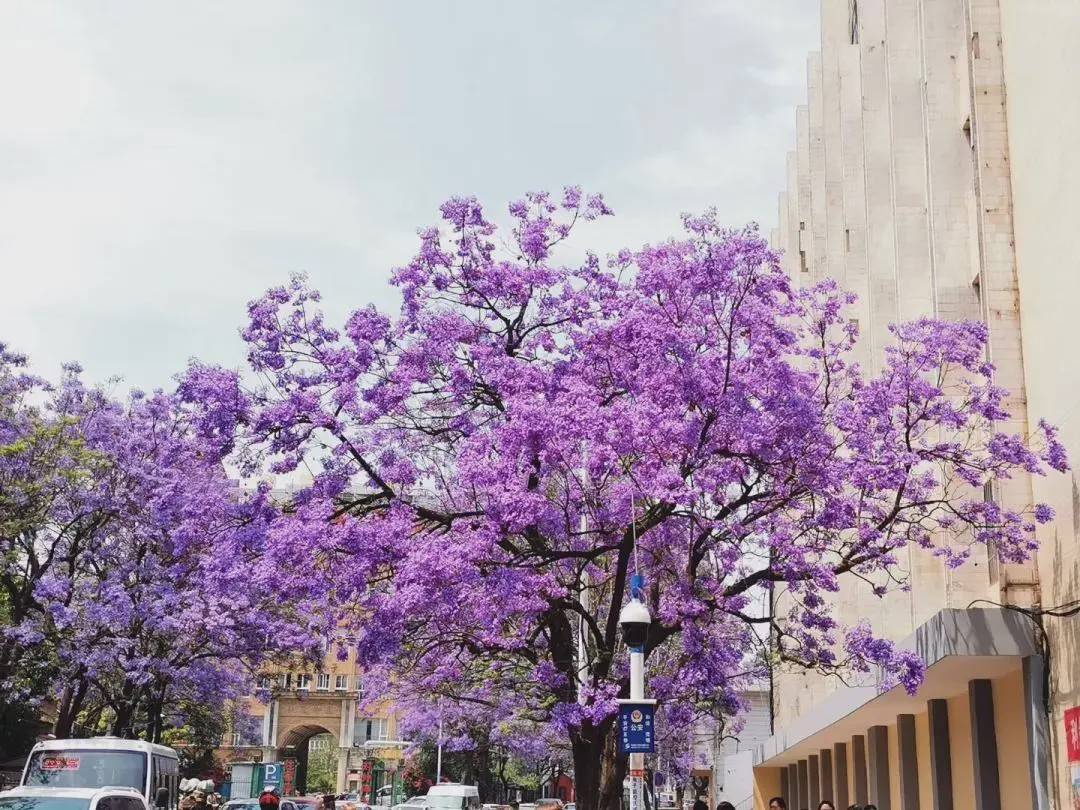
[618,701,656,754]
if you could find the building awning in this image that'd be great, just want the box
[754,608,1040,767]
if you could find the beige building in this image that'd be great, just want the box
[756,2,1080,810]
[219,643,403,795]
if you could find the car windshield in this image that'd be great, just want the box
[25,751,146,792]
[0,799,92,810]
[424,799,464,810]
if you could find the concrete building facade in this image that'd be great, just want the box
[756,2,1080,810]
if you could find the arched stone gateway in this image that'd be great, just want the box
[216,653,403,796]
[265,694,355,794]
[276,723,335,795]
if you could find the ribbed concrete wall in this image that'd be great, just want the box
[770,0,1035,731]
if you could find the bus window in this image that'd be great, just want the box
[152,755,179,810]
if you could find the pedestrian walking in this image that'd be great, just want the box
[322,794,336,810]
[768,798,787,810]
[718,802,735,810]
[693,799,708,810]
[818,801,835,810]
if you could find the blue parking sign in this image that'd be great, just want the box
[263,762,282,791]
[618,701,656,754]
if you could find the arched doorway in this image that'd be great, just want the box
[278,724,335,795]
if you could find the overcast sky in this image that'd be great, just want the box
[0,1,818,392]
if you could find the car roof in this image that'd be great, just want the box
[427,786,479,796]
[31,738,177,758]
[1,787,145,800]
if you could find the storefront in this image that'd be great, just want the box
[752,609,1047,810]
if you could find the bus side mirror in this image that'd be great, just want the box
[156,787,171,809]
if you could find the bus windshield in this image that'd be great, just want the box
[24,750,147,792]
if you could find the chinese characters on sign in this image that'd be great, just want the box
[361,759,374,803]
[283,759,298,797]
[1065,706,1080,810]
[618,702,656,754]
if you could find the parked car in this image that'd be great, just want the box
[0,785,149,810]
[535,801,563,810]
[286,800,320,810]
[423,785,480,810]
[392,798,429,810]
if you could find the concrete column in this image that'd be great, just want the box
[782,767,792,810]
[897,715,920,810]
[833,742,849,810]
[927,699,953,810]
[867,725,891,810]
[261,701,274,747]
[336,748,349,793]
[809,754,821,809]
[1022,658,1051,810]
[798,759,810,810]
[968,679,1001,810]
[790,763,801,810]
[264,699,274,751]
[851,735,868,805]
[820,748,833,805]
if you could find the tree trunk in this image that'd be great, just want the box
[572,732,601,810]
[597,725,625,810]
[572,719,623,810]
[54,678,89,738]
[111,683,140,738]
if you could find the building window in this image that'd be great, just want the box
[849,1,859,44]
[356,677,365,698]
[280,673,292,689]
[258,676,272,690]
[296,673,311,690]
[317,673,331,691]
[353,716,390,746]
[335,675,349,691]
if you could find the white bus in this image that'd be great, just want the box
[20,739,180,810]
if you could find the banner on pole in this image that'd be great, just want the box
[618,701,656,754]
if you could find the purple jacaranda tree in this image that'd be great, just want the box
[0,346,323,741]
[186,190,1066,810]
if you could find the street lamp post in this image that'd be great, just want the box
[436,713,443,784]
[618,573,653,810]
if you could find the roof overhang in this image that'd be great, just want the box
[754,607,1039,767]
